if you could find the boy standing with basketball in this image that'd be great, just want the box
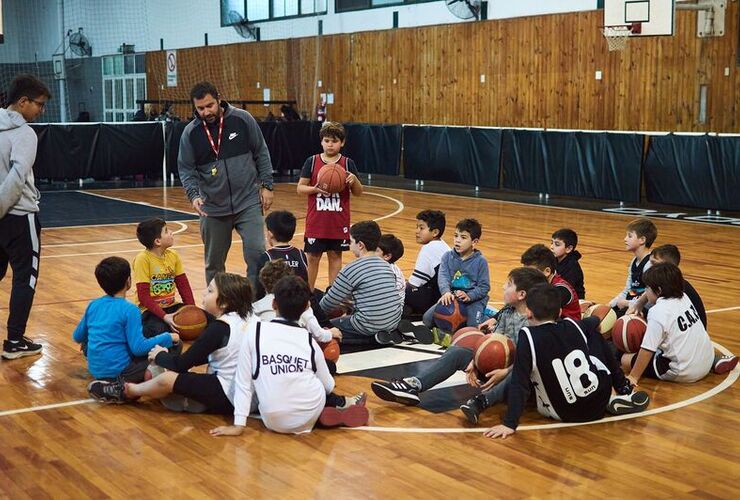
[133,218,196,338]
[0,74,50,359]
[610,218,658,316]
[297,122,363,290]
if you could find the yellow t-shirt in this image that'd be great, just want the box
[132,248,184,311]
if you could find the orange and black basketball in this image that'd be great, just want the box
[172,305,208,341]
[474,333,516,376]
[433,298,468,333]
[316,163,347,193]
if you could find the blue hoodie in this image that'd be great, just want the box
[438,249,490,303]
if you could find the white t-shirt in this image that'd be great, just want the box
[408,239,450,288]
[253,294,331,343]
[390,263,405,302]
[232,319,334,434]
[642,294,714,382]
[252,294,276,322]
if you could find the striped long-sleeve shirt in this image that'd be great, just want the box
[320,255,403,335]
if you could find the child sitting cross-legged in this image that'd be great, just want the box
[211,275,368,435]
[88,272,255,413]
[77,257,178,401]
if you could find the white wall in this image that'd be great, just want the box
[1,0,599,63]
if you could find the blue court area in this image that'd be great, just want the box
[38,191,197,228]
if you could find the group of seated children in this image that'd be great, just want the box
[75,192,738,438]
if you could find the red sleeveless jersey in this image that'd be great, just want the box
[552,274,582,321]
[305,154,351,240]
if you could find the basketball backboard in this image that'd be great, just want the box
[604,0,676,36]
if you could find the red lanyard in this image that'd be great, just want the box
[202,114,224,159]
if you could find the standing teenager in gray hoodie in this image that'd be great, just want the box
[0,74,50,359]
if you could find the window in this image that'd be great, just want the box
[336,0,435,13]
[102,54,147,122]
[222,1,327,25]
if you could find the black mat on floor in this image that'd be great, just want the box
[39,191,197,228]
[343,358,478,413]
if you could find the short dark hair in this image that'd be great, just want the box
[319,121,346,142]
[8,74,51,104]
[525,283,562,322]
[259,259,294,294]
[136,218,167,249]
[213,272,253,318]
[456,218,482,240]
[190,81,219,101]
[350,220,382,251]
[651,244,681,266]
[377,234,404,264]
[551,228,578,249]
[265,210,297,243]
[520,244,558,274]
[627,218,658,248]
[643,262,684,299]
[416,210,446,238]
[273,275,311,322]
[507,267,548,293]
[95,256,130,296]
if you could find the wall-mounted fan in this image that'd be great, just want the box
[446,0,481,20]
[68,28,92,56]
[227,10,258,40]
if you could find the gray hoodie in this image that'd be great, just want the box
[0,108,40,217]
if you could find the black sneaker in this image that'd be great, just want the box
[87,377,127,404]
[375,330,403,345]
[2,337,43,360]
[371,379,420,406]
[607,390,650,416]
[412,325,435,345]
[460,394,488,425]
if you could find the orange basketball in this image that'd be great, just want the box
[316,163,347,194]
[474,333,516,375]
[451,327,486,350]
[583,304,617,339]
[172,305,208,341]
[319,339,340,363]
[612,314,647,353]
[579,300,595,318]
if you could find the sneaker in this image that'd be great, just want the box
[375,330,404,345]
[431,327,451,348]
[398,319,416,334]
[2,337,43,360]
[713,355,738,374]
[607,390,650,416]
[460,394,488,425]
[319,393,369,428]
[87,377,127,404]
[411,325,434,345]
[370,379,420,406]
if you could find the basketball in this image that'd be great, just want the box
[579,300,595,318]
[172,305,208,341]
[474,333,516,375]
[451,327,486,350]
[433,298,468,333]
[320,339,341,363]
[316,163,347,194]
[612,314,647,353]
[583,304,617,338]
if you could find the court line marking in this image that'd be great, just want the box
[0,399,95,417]
[346,341,738,434]
[41,191,403,259]
[44,221,189,248]
[76,190,197,217]
[706,306,740,314]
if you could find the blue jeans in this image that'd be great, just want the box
[417,345,474,391]
[330,315,376,345]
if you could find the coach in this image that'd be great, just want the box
[178,81,274,287]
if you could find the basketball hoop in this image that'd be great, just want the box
[601,23,641,51]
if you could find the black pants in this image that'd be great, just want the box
[404,282,440,318]
[582,316,630,392]
[141,304,185,338]
[0,213,41,341]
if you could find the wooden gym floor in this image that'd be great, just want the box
[0,184,737,498]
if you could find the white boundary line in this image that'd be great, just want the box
[44,221,189,248]
[706,306,740,314]
[0,398,95,417]
[345,342,738,434]
[41,192,403,259]
[76,190,197,217]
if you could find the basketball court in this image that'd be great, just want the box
[0,0,738,497]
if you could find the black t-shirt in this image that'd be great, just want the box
[503,318,611,429]
[683,279,707,328]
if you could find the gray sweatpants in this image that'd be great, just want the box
[200,203,265,288]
